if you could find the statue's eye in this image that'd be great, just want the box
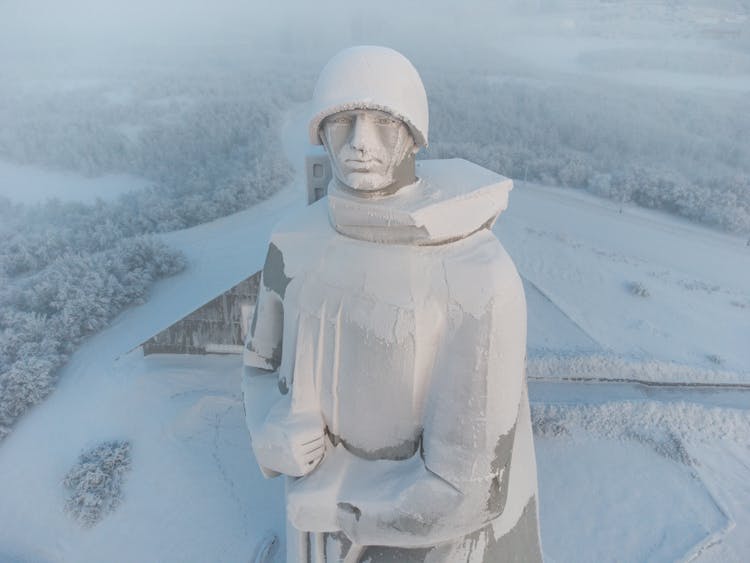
[376,117,396,125]
[331,116,352,125]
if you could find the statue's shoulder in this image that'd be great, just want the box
[262,198,337,280]
[268,197,335,249]
[414,158,513,243]
[442,230,524,313]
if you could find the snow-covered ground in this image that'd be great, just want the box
[0,160,151,204]
[0,96,749,561]
[503,183,750,384]
[2,5,750,557]
[1,356,748,561]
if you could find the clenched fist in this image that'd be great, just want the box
[250,396,326,477]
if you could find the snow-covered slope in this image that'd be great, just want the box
[500,183,750,384]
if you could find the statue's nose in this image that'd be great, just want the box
[348,114,375,152]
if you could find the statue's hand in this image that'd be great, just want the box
[250,397,325,477]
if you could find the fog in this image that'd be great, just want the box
[9,0,744,69]
[0,0,518,62]
[1,0,749,229]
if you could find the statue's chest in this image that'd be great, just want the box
[282,237,446,458]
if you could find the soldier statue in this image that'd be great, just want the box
[243,46,542,563]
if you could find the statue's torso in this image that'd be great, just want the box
[251,163,542,561]
[278,208,500,460]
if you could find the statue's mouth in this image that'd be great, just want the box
[345,159,378,172]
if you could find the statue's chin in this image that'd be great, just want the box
[341,171,391,192]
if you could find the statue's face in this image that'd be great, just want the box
[321,109,415,192]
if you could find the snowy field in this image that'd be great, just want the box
[0,161,150,204]
[503,183,750,383]
[1,0,750,561]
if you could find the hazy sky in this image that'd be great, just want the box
[0,0,543,64]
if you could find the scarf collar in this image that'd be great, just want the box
[327,158,513,245]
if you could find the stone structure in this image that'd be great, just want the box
[242,46,542,562]
[142,273,259,356]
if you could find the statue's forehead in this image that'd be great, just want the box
[324,108,401,122]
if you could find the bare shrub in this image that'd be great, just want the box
[627,281,650,297]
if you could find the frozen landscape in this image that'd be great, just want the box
[0,0,749,561]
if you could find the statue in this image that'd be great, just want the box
[242,46,542,563]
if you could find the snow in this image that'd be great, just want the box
[537,435,726,562]
[2,350,747,561]
[0,160,151,204]
[532,395,750,561]
[498,183,750,383]
[1,27,750,563]
[0,128,746,561]
[1,89,748,561]
[0,354,285,562]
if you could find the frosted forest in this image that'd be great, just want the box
[0,0,749,561]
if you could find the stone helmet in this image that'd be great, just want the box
[308,46,429,149]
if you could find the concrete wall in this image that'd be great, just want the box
[142,272,260,356]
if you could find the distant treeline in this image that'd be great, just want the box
[423,72,750,233]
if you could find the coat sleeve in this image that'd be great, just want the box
[242,240,290,478]
[336,238,529,547]
[420,252,527,533]
[243,241,290,372]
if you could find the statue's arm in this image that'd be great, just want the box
[250,394,326,477]
[242,246,285,477]
[337,255,528,547]
[243,253,285,372]
[244,241,325,477]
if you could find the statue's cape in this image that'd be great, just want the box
[327,158,513,245]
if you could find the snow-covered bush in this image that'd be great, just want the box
[63,440,132,527]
